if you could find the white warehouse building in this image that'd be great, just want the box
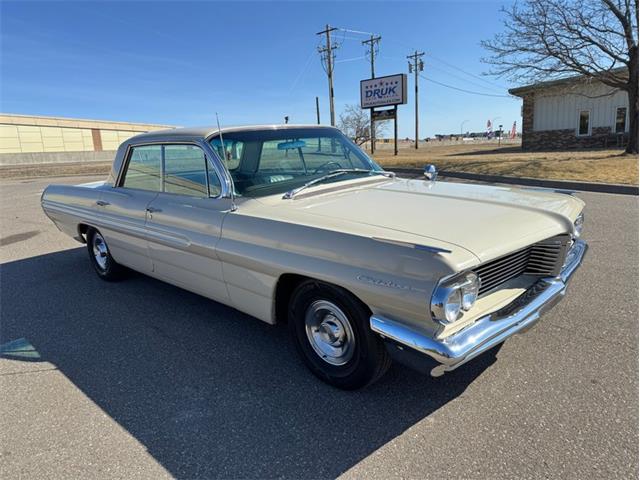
[509,68,630,150]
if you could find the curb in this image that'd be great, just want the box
[391,168,639,196]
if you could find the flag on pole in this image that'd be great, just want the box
[510,121,517,139]
[486,119,493,139]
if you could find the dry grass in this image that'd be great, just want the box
[1,143,637,185]
[374,143,639,185]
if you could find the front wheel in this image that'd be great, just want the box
[86,228,124,281]
[288,280,391,389]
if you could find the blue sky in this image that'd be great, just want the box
[1,1,522,137]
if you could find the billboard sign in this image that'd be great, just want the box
[372,108,396,121]
[360,74,407,109]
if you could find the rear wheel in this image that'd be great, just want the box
[86,228,124,281]
[288,280,391,389]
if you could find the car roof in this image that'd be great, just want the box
[127,124,340,143]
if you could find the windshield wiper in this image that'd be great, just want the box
[328,168,395,177]
[282,169,394,199]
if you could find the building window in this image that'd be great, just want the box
[577,110,590,136]
[615,107,627,133]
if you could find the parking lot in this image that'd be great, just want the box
[1,175,638,479]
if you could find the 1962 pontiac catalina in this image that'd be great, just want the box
[41,125,587,389]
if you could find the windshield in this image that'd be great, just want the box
[209,127,383,197]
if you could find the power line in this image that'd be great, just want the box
[427,62,506,94]
[426,53,508,90]
[338,27,377,36]
[381,53,510,94]
[288,47,317,94]
[334,56,366,64]
[419,74,516,98]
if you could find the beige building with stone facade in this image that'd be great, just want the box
[0,114,173,155]
[509,68,630,151]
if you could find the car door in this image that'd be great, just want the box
[144,143,232,302]
[96,144,162,274]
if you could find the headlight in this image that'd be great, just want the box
[574,212,584,237]
[431,272,480,324]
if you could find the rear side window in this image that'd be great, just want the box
[122,145,162,191]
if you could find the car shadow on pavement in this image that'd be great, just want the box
[1,248,500,479]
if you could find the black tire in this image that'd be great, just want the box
[288,280,391,390]
[86,228,124,281]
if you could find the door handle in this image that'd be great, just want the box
[96,200,110,206]
[146,207,162,213]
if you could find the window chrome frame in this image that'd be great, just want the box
[115,138,231,200]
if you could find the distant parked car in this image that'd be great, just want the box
[41,125,587,389]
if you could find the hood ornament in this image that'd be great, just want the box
[423,164,438,182]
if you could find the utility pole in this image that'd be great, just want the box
[317,24,338,126]
[407,50,425,149]
[315,96,321,151]
[362,34,381,154]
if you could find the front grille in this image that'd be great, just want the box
[474,234,571,296]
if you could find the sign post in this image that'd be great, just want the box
[360,73,407,156]
[394,106,398,155]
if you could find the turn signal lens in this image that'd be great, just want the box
[461,272,480,311]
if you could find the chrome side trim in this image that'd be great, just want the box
[370,239,587,377]
[370,236,452,254]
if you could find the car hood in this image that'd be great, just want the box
[249,177,584,264]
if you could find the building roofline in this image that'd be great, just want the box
[508,67,628,96]
[0,112,174,128]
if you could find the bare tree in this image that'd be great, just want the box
[482,0,638,153]
[338,104,387,145]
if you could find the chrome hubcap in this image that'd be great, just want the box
[92,233,108,270]
[304,300,355,366]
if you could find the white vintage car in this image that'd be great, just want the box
[42,125,587,389]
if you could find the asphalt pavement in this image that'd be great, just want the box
[0,175,638,479]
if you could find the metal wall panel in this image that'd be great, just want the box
[533,82,629,132]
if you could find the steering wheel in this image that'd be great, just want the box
[312,161,342,174]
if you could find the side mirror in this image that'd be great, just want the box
[424,164,438,181]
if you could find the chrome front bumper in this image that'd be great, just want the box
[370,239,588,377]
